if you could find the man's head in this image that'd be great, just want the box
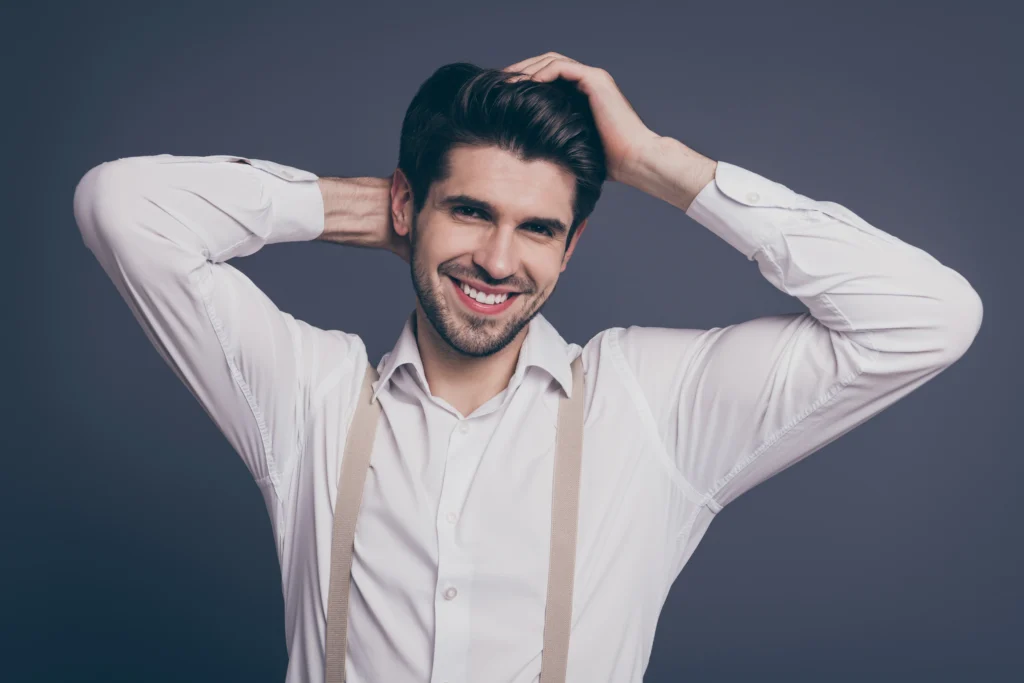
[390,62,607,358]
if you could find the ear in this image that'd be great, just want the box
[559,218,588,273]
[391,168,414,237]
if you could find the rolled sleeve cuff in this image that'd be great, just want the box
[243,157,325,243]
[685,160,810,260]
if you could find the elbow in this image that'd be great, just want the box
[934,277,984,366]
[73,158,150,253]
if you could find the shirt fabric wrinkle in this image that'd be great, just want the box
[72,151,982,683]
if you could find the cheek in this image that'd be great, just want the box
[525,260,563,295]
[421,222,477,262]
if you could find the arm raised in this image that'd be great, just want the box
[73,154,365,502]
[615,138,983,511]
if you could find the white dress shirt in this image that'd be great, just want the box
[73,152,982,683]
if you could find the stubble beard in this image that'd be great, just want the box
[408,217,550,359]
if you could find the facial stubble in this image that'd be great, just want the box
[408,212,553,358]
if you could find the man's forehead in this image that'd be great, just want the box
[445,144,565,179]
[437,146,575,215]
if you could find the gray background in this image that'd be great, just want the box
[6,0,1021,681]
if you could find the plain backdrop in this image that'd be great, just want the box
[5,0,1021,681]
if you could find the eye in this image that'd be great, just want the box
[454,206,484,219]
[454,206,552,236]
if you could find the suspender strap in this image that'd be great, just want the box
[539,352,585,683]
[324,361,381,683]
[325,355,586,683]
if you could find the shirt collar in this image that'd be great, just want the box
[371,310,574,404]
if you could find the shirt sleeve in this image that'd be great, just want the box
[612,160,983,512]
[73,153,344,500]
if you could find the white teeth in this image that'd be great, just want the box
[459,280,509,305]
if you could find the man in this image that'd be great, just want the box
[73,53,982,683]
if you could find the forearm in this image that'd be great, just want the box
[316,176,392,248]
[624,137,981,364]
[77,155,323,265]
[683,158,983,369]
[618,135,718,212]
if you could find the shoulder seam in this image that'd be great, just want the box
[706,361,866,509]
[191,264,283,500]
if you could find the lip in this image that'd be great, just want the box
[453,277,520,295]
[449,276,520,315]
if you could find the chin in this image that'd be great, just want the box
[442,296,536,358]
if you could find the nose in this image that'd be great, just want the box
[472,225,521,282]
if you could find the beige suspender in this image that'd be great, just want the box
[323,358,382,683]
[325,354,586,683]
[539,353,586,683]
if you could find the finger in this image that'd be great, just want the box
[530,58,590,85]
[518,56,556,77]
[503,52,574,74]
[503,57,551,79]
[503,52,563,70]
[502,55,543,72]
[506,56,561,82]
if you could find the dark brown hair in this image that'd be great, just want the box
[397,62,607,249]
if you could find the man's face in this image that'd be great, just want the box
[394,144,587,358]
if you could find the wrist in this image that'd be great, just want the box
[317,176,393,247]
[619,136,717,212]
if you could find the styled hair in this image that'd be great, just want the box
[397,62,607,249]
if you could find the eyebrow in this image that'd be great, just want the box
[439,194,569,237]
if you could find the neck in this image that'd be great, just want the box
[413,304,528,417]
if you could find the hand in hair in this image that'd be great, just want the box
[502,52,660,184]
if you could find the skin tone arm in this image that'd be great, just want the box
[614,135,718,212]
[316,176,410,262]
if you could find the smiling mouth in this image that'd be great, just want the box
[449,276,521,296]
[448,276,523,312]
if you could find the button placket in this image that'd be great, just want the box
[438,420,470,530]
[431,567,472,683]
[430,418,482,683]
[434,419,473,652]
[438,422,469,531]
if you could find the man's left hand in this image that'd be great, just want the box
[502,53,660,184]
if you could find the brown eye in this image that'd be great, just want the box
[454,206,484,218]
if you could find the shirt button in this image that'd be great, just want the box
[458,422,470,434]
[745,191,760,203]
[444,586,458,600]
[446,511,458,524]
